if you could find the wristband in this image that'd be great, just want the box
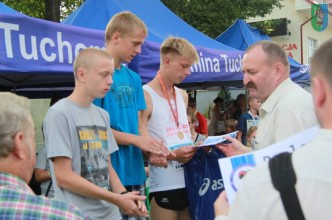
[120,191,128,195]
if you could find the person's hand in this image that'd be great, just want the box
[116,191,149,218]
[172,146,197,163]
[215,136,251,157]
[194,141,211,153]
[149,153,168,168]
[196,140,204,146]
[214,191,230,217]
[136,136,174,157]
[136,199,148,214]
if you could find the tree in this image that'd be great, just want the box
[2,0,283,35]
[161,0,283,38]
[1,0,83,22]
[45,0,61,21]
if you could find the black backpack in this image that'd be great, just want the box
[269,152,305,220]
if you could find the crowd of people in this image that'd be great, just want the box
[0,9,331,220]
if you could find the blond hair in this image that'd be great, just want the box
[247,126,257,148]
[105,11,147,43]
[311,39,332,86]
[247,126,257,140]
[73,48,113,80]
[248,95,255,103]
[160,36,199,64]
[0,92,33,158]
[225,119,237,132]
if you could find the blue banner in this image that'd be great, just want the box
[132,41,244,86]
[0,13,105,75]
[1,12,245,90]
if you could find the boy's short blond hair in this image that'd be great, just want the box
[311,39,332,87]
[160,36,199,64]
[73,48,113,80]
[105,11,147,42]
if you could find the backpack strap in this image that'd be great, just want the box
[45,179,52,197]
[269,152,305,220]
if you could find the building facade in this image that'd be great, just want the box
[247,0,332,64]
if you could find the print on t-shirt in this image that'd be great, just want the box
[77,125,110,190]
[111,84,135,109]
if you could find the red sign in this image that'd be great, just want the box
[282,43,298,51]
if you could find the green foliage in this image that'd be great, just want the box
[3,0,283,33]
[1,0,84,21]
[203,104,211,119]
[60,0,84,20]
[217,87,232,101]
[161,0,283,38]
[250,19,285,35]
[2,0,45,19]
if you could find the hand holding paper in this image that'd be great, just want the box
[196,131,238,147]
[172,146,197,163]
[215,136,252,157]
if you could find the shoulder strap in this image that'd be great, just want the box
[45,179,52,197]
[269,152,305,220]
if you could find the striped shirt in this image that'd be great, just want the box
[0,172,91,220]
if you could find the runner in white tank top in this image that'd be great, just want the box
[140,37,199,220]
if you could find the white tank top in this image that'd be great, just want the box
[143,85,193,192]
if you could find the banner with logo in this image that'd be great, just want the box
[218,126,319,205]
[0,12,245,90]
[1,11,311,93]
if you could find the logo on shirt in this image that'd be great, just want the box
[198,178,224,196]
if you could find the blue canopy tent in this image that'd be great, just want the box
[0,4,108,97]
[0,2,17,14]
[215,19,310,85]
[63,0,245,90]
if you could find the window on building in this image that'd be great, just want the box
[307,37,317,64]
